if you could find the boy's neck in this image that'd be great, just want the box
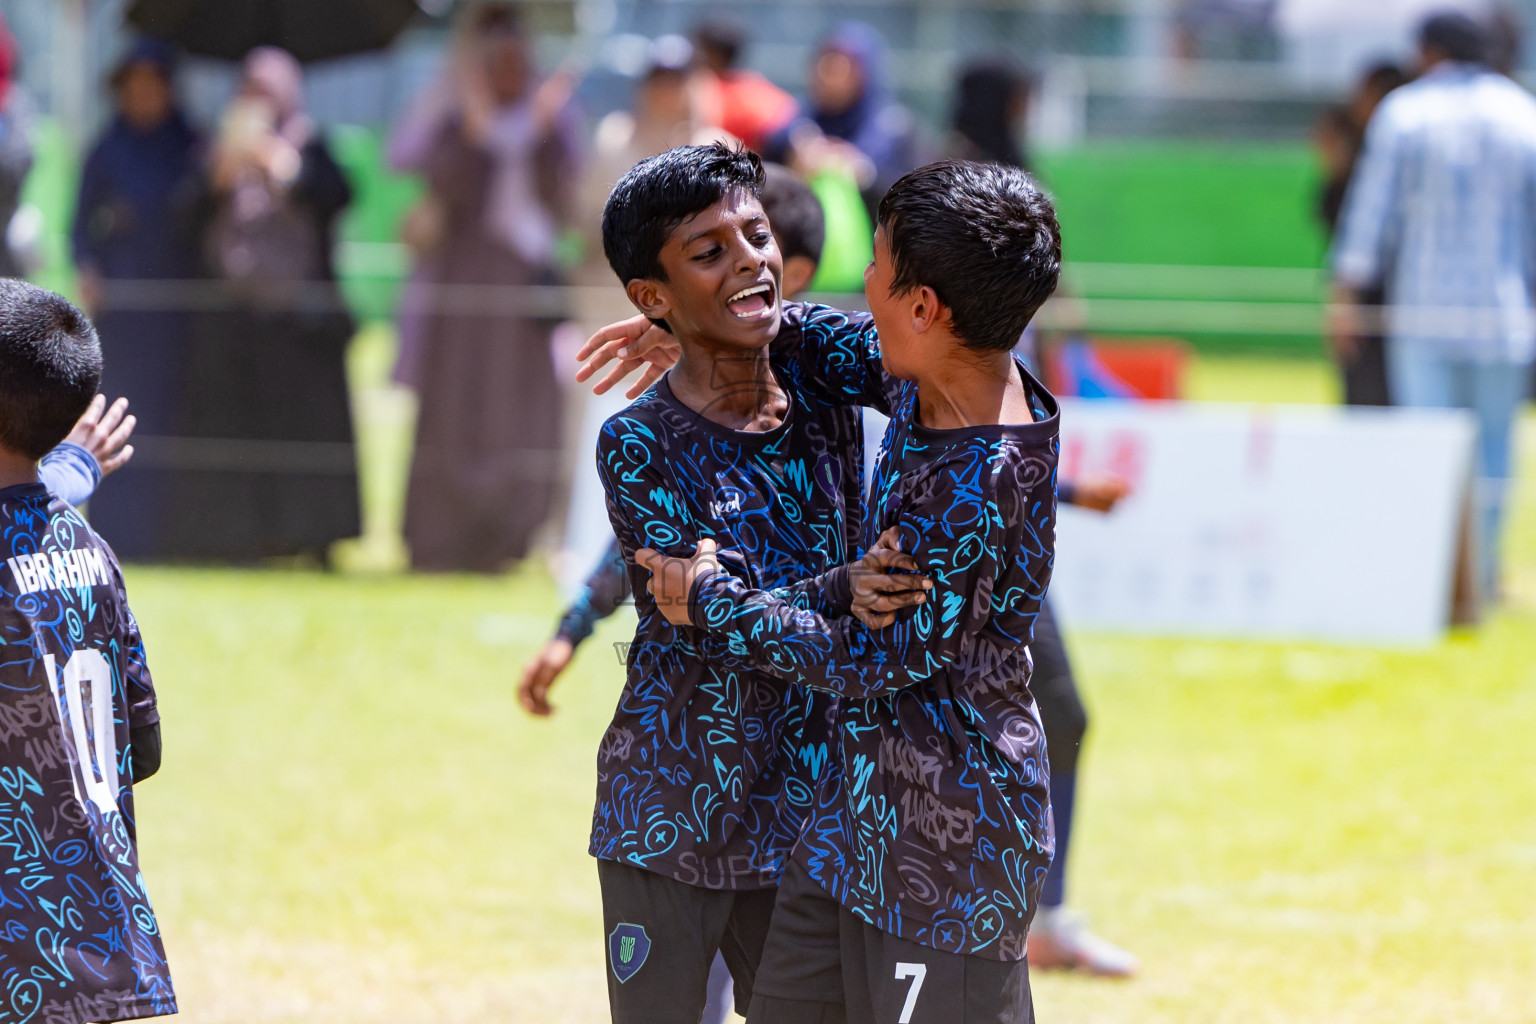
[0,449,39,491]
[912,341,1030,430]
[668,338,787,432]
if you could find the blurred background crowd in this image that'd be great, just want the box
[0,0,1532,594]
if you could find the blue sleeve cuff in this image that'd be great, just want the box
[39,442,104,507]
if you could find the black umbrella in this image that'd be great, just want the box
[126,0,423,63]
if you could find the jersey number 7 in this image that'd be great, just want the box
[894,962,927,1023]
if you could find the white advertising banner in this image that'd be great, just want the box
[1049,400,1477,644]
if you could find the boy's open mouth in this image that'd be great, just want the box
[726,282,775,319]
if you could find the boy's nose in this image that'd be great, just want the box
[731,239,764,275]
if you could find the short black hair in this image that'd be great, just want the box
[1420,11,1488,64]
[0,280,102,460]
[760,164,825,266]
[876,160,1060,352]
[602,142,765,287]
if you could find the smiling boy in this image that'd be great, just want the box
[588,143,924,1024]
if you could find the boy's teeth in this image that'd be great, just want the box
[728,285,769,302]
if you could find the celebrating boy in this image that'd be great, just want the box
[0,280,175,1023]
[584,143,934,1024]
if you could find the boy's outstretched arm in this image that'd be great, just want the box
[575,314,678,400]
[519,540,630,717]
[575,304,899,413]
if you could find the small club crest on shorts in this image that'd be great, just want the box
[608,923,651,983]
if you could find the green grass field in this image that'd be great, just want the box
[125,355,1536,1023]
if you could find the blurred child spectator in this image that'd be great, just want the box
[0,14,31,279]
[173,46,360,563]
[1315,61,1405,408]
[689,17,797,153]
[71,38,201,559]
[393,2,581,573]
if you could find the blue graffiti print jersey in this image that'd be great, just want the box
[690,343,1061,960]
[0,484,175,1023]
[591,302,891,890]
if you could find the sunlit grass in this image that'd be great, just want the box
[125,352,1536,1022]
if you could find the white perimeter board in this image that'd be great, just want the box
[1048,400,1477,644]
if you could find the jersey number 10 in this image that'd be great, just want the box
[43,650,120,817]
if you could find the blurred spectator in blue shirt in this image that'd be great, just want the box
[1332,11,1536,599]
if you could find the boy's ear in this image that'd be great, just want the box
[908,284,946,335]
[625,278,673,324]
[781,256,817,300]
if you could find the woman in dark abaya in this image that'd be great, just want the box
[173,46,359,563]
[71,38,201,559]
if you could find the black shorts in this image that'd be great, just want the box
[747,859,1034,1024]
[597,858,778,1024]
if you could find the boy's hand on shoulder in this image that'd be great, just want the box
[518,638,575,717]
[635,539,719,627]
[66,394,136,476]
[576,314,681,399]
[850,526,931,629]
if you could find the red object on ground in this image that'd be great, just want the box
[1045,337,1193,401]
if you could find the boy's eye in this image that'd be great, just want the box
[751,232,772,246]
[693,246,721,262]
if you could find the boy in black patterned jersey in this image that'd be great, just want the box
[0,280,175,1024]
[639,161,1063,1024]
[578,144,929,1024]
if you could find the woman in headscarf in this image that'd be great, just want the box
[393,3,581,573]
[771,21,927,220]
[949,57,1032,170]
[71,38,201,559]
[173,46,360,563]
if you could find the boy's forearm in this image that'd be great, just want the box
[688,569,950,700]
[785,304,895,413]
[555,542,631,645]
[39,442,102,507]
